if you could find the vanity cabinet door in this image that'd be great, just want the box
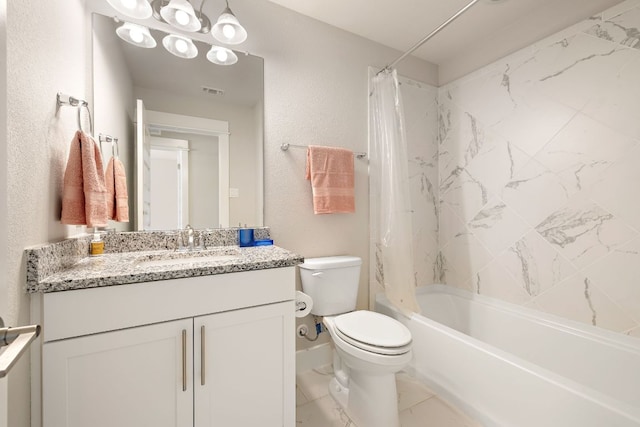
[194,301,295,427]
[42,319,194,427]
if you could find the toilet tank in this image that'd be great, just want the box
[299,256,362,316]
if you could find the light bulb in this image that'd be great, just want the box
[129,28,144,43]
[174,9,190,25]
[120,0,137,9]
[175,39,188,53]
[216,49,228,62]
[222,24,236,40]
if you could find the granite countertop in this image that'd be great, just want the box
[29,245,303,293]
[25,229,303,293]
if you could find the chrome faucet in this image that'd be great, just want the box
[176,225,195,252]
[186,225,194,250]
[186,224,195,251]
[177,225,206,251]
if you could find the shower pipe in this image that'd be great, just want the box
[380,0,481,73]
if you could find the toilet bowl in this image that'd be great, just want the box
[324,311,412,427]
[299,256,413,427]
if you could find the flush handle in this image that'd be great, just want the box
[311,271,323,277]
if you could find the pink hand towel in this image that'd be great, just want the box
[105,157,130,222]
[61,131,108,227]
[305,145,355,214]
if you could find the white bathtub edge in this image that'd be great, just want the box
[415,285,640,352]
[375,285,640,426]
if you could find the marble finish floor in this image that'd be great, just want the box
[296,365,481,427]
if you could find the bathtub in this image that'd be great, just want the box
[375,285,640,427]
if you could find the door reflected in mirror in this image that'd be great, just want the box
[148,137,191,229]
[135,102,231,228]
[92,12,264,231]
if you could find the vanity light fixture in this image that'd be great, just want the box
[159,0,201,32]
[211,0,247,45]
[107,1,244,66]
[107,0,153,19]
[116,22,157,48]
[206,45,238,65]
[162,34,199,58]
[151,0,212,33]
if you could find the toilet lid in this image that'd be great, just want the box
[334,311,412,355]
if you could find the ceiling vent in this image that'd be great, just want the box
[202,86,225,96]
[148,126,162,136]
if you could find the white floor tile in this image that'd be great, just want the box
[296,384,309,407]
[296,367,480,427]
[296,365,333,402]
[396,371,434,411]
[400,396,481,427]
[296,395,354,427]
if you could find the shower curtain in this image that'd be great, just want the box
[370,69,421,315]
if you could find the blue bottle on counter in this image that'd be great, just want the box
[238,228,254,247]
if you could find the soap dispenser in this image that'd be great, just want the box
[90,231,104,256]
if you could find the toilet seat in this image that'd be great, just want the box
[333,311,412,356]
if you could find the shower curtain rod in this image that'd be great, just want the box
[381,0,481,73]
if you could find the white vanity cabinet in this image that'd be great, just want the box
[31,267,296,427]
[194,302,292,426]
[43,318,195,427]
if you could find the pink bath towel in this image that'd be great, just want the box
[61,131,108,227]
[105,156,129,222]
[305,145,355,214]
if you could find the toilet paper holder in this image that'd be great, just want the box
[295,291,313,318]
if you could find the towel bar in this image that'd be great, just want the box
[0,317,41,378]
[280,143,367,159]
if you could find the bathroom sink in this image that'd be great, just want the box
[134,248,242,268]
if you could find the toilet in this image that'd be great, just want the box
[299,256,412,427]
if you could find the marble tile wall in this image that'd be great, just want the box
[404,79,440,287]
[437,0,640,337]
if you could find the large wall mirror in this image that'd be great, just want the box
[90,9,264,231]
